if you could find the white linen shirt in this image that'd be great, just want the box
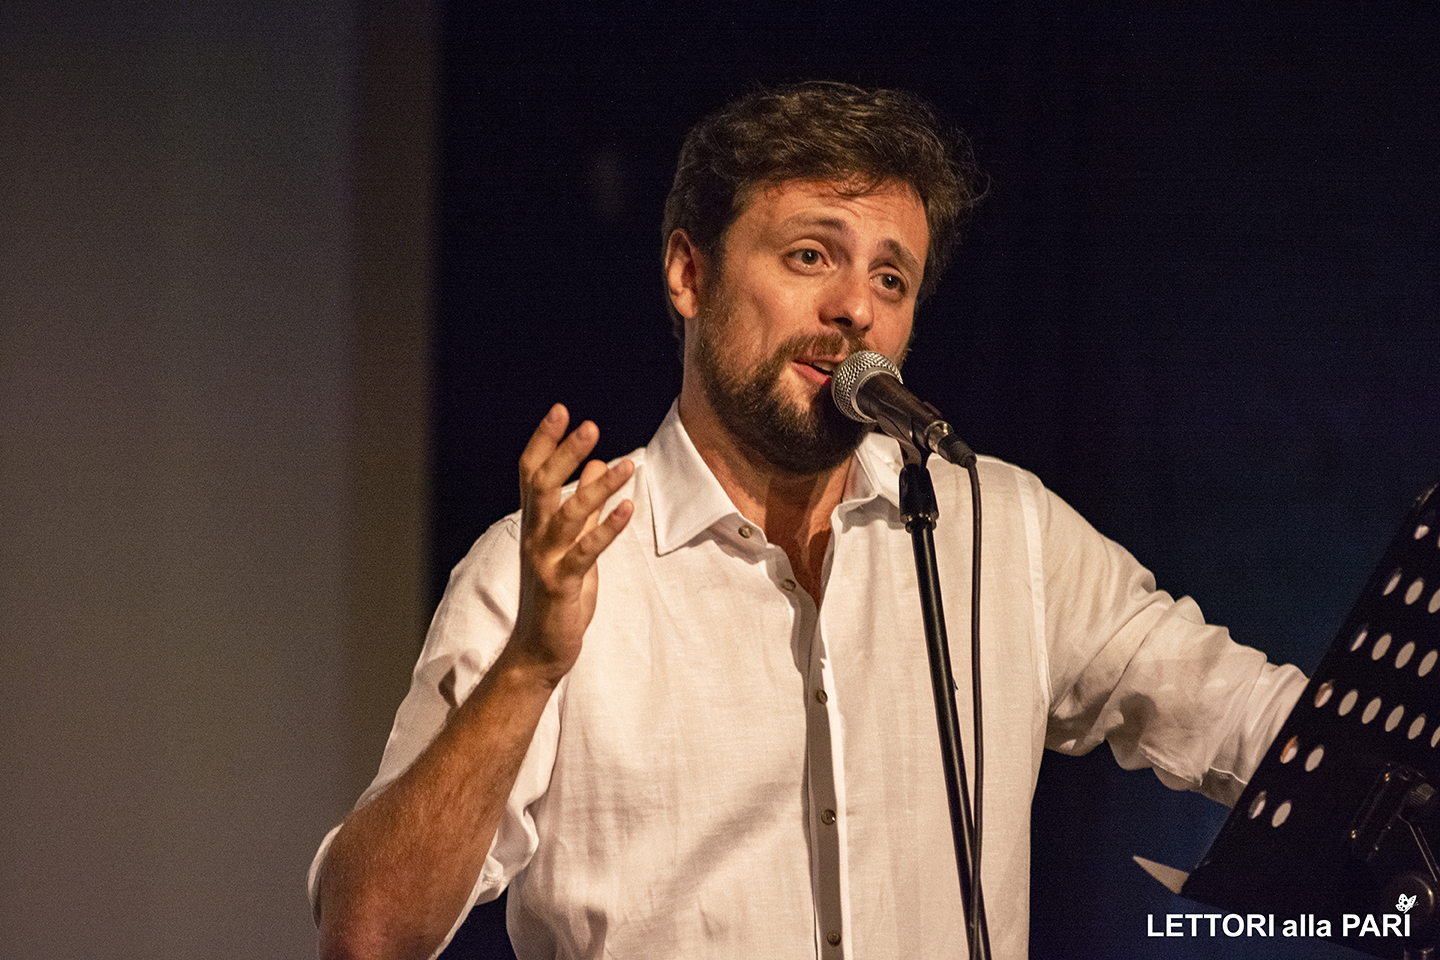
[309,402,1306,960]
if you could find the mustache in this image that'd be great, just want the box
[773,331,869,364]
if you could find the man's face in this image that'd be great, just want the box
[684,178,928,475]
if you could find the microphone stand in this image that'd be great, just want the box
[898,442,991,960]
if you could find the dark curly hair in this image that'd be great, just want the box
[661,81,983,342]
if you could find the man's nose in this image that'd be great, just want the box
[819,270,873,333]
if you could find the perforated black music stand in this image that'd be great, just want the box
[1179,482,1440,959]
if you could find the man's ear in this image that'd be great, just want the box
[664,229,704,320]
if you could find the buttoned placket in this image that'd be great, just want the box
[803,603,849,960]
[730,517,853,959]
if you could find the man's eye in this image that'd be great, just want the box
[792,249,822,266]
[878,273,906,292]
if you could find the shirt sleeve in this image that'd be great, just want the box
[1033,474,1308,806]
[306,514,564,941]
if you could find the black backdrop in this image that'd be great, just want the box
[431,4,1439,957]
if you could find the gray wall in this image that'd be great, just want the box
[0,3,433,957]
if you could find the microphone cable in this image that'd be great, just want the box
[964,457,986,960]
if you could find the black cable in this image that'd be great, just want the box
[966,460,985,960]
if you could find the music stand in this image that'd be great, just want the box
[1178,481,1440,959]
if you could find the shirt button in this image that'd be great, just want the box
[827,931,841,946]
[781,578,797,592]
[814,688,828,704]
[738,524,753,539]
[821,809,836,825]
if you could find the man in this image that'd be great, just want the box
[311,82,1306,960]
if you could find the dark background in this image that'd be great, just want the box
[432,4,1439,957]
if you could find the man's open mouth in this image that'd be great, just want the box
[798,358,839,377]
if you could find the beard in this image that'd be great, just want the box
[692,310,870,477]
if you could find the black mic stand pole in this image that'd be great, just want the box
[898,443,991,960]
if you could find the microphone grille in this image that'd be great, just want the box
[831,350,902,424]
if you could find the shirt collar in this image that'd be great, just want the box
[645,403,747,555]
[844,431,903,511]
[645,401,903,555]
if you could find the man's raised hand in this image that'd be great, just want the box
[509,403,634,684]
[313,404,633,960]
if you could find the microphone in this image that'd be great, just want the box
[831,351,976,467]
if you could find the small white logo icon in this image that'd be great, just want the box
[1398,894,1418,914]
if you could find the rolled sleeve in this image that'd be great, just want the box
[307,514,561,934]
[1038,483,1306,805]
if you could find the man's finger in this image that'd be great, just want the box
[575,460,610,536]
[518,404,570,502]
[529,420,601,497]
[558,499,635,578]
[547,458,635,546]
